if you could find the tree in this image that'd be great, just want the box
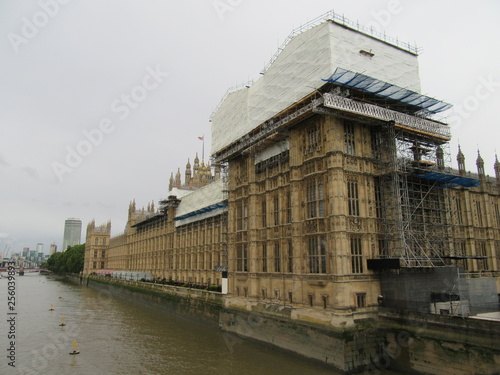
[46,244,85,274]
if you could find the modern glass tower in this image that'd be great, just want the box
[62,218,82,251]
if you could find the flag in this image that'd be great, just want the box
[198,136,204,140]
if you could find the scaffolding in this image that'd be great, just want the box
[317,83,480,269]
[376,121,479,268]
[214,62,482,270]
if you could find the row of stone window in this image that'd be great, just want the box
[304,119,382,158]
[235,179,365,229]
[236,236,365,274]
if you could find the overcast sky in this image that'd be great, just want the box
[1,0,499,255]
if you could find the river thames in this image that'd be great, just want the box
[1,273,366,375]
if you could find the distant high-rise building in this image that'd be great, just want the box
[36,243,43,254]
[49,243,57,255]
[62,218,82,251]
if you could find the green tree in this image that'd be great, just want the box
[46,244,85,274]
[47,252,65,273]
[65,244,85,273]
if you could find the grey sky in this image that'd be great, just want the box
[1,0,499,255]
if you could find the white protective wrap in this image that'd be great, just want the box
[211,21,421,155]
[254,139,290,165]
[174,178,226,227]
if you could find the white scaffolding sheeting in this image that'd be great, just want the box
[167,187,196,200]
[211,20,421,155]
[174,178,225,227]
[254,139,290,164]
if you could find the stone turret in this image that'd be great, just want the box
[169,173,174,191]
[128,199,136,218]
[494,154,500,183]
[185,159,192,186]
[175,168,182,187]
[194,153,200,175]
[167,153,220,193]
[457,146,466,176]
[476,150,485,178]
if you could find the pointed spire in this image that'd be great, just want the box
[476,150,485,177]
[194,153,200,174]
[169,172,174,191]
[494,154,500,191]
[175,168,182,187]
[185,158,192,185]
[457,145,466,176]
[150,200,155,213]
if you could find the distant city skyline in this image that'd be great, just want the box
[1,242,54,259]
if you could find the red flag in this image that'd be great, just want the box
[198,136,204,140]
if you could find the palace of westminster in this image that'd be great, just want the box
[84,14,500,315]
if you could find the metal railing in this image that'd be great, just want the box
[321,93,451,139]
[261,10,420,75]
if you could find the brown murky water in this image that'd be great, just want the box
[1,273,363,374]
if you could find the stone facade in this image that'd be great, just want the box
[84,220,110,272]
[227,114,383,311]
[83,115,500,315]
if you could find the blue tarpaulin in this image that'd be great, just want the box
[323,68,452,114]
[174,201,228,221]
[414,171,480,188]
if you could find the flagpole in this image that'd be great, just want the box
[202,134,205,161]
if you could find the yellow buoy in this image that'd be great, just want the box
[49,304,54,311]
[70,341,80,355]
[59,317,66,327]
